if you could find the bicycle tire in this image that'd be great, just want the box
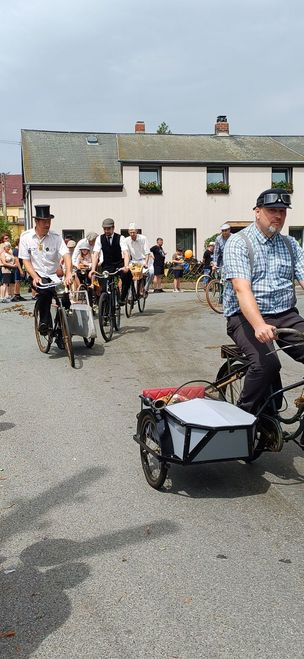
[206,279,223,314]
[59,307,75,367]
[215,360,248,406]
[195,274,209,302]
[125,285,134,318]
[83,337,95,348]
[98,292,114,341]
[137,279,146,313]
[138,411,168,490]
[113,287,121,331]
[34,302,53,353]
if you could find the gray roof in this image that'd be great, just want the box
[22,130,304,186]
[22,130,122,186]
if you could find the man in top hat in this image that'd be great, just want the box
[89,218,132,305]
[124,223,153,295]
[19,205,72,334]
[212,222,231,271]
[223,187,304,414]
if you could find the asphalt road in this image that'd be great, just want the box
[1,291,304,659]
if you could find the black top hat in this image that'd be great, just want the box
[33,205,54,220]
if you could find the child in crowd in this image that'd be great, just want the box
[171,246,184,293]
[77,248,92,269]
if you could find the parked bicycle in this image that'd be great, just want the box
[125,263,147,318]
[92,269,122,342]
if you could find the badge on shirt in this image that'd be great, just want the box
[38,244,43,251]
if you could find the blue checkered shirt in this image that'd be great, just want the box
[223,223,304,317]
[213,234,230,268]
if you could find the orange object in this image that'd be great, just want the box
[184,249,193,259]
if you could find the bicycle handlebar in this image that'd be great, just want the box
[274,328,304,339]
[92,269,122,279]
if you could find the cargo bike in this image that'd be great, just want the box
[34,282,97,368]
[134,328,304,489]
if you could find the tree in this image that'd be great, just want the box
[0,216,11,239]
[156,122,172,134]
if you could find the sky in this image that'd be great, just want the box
[1,0,304,173]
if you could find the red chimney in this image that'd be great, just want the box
[214,115,229,135]
[135,121,145,133]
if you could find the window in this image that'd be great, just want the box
[206,167,229,193]
[139,167,162,193]
[289,228,303,247]
[176,229,196,255]
[62,229,84,243]
[272,167,293,192]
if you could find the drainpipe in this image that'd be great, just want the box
[1,173,7,222]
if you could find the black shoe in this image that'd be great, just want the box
[18,295,27,301]
[119,298,126,306]
[39,322,48,336]
[10,296,20,302]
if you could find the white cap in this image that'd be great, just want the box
[128,222,137,230]
[220,223,230,231]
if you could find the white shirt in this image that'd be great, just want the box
[19,228,69,279]
[72,238,92,266]
[125,234,150,262]
[93,234,127,263]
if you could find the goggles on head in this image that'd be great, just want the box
[257,192,291,207]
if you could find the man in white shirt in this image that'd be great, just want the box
[19,205,72,334]
[124,223,153,294]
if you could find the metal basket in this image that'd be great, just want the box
[69,289,90,306]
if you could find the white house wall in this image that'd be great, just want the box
[30,165,304,259]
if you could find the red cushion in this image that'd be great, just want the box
[142,385,205,400]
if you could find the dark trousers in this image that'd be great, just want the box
[36,278,53,327]
[227,308,304,414]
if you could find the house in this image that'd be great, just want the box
[21,117,304,258]
[0,174,24,239]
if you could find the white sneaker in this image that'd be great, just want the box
[173,289,178,293]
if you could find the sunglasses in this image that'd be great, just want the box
[259,193,291,206]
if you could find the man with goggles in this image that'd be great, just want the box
[223,187,304,414]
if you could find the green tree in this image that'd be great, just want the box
[0,216,11,239]
[156,122,172,134]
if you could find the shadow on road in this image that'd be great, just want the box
[0,520,179,657]
[162,448,304,499]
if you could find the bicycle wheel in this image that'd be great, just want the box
[195,274,209,302]
[125,285,134,318]
[98,292,113,341]
[113,287,121,331]
[206,279,223,314]
[138,411,168,490]
[34,302,52,353]
[59,307,75,367]
[137,279,146,313]
[83,337,95,348]
[215,360,248,406]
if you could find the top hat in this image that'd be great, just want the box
[33,205,54,220]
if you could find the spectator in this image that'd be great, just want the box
[171,246,184,293]
[0,241,16,302]
[11,238,26,302]
[202,241,215,286]
[150,238,166,293]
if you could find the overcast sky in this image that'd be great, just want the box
[1,0,304,173]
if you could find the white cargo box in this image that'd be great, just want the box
[164,397,256,462]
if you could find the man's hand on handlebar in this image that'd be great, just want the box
[254,323,276,343]
[64,273,73,286]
